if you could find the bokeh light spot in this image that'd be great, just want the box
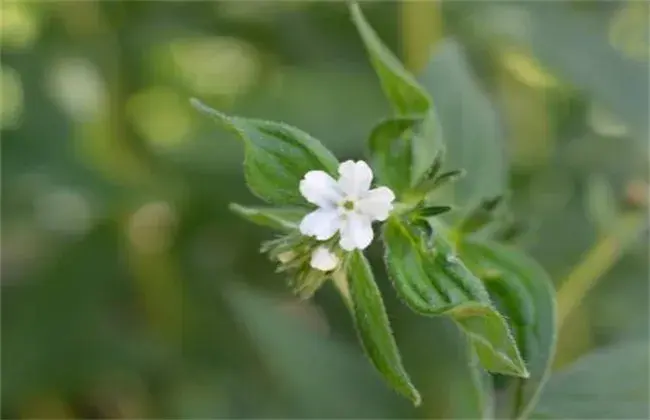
[588,103,628,138]
[127,201,176,254]
[126,87,192,149]
[0,2,40,50]
[609,2,650,61]
[0,65,24,129]
[169,37,260,97]
[46,57,107,122]
[34,187,93,236]
[501,48,559,89]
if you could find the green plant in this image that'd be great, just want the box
[189,2,645,418]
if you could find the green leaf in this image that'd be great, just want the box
[382,218,528,378]
[450,302,529,378]
[460,240,557,419]
[349,2,442,185]
[346,251,421,406]
[419,39,508,205]
[349,2,430,115]
[536,341,649,419]
[367,117,420,196]
[191,98,339,205]
[229,203,307,231]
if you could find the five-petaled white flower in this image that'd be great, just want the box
[310,246,339,272]
[299,160,395,251]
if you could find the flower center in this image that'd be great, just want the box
[342,200,355,211]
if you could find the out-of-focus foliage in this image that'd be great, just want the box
[536,341,649,419]
[1,1,647,418]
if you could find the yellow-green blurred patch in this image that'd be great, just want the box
[501,48,559,89]
[498,66,557,169]
[168,37,261,97]
[46,57,107,122]
[588,103,629,138]
[75,116,152,186]
[0,65,24,129]
[126,87,193,149]
[0,2,41,50]
[609,2,649,61]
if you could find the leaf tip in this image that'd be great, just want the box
[515,360,531,379]
[228,202,243,212]
[348,0,361,16]
[348,1,370,33]
[508,354,530,379]
[189,97,208,112]
[190,97,229,122]
[412,390,422,407]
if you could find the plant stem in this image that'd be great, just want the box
[556,211,647,329]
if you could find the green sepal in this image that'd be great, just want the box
[418,205,453,218]
[458,195,505,234]
[413,169,467,197]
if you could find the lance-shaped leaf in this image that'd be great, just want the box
[192,98,339,205]
[382,218,528,378]
[367,117,421,196]
[349,2,430,115]
[346,251,421,406]
[461,240,557,419]
[349,2,442,184]
[229,203,307,232]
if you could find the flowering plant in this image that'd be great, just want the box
[193,3,556,417]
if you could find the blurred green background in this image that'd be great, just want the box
[1,1,648,418]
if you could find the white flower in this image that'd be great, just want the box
[310,246,339,271]
[299,160,395,250]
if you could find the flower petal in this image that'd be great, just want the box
[357,186,396,221]
[310,246,339,271]
[299,208,340,240]
[299,170,342,208]
[339,213,373,250]
[338,160,373,198]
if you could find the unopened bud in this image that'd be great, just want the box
[277,251,296,264]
